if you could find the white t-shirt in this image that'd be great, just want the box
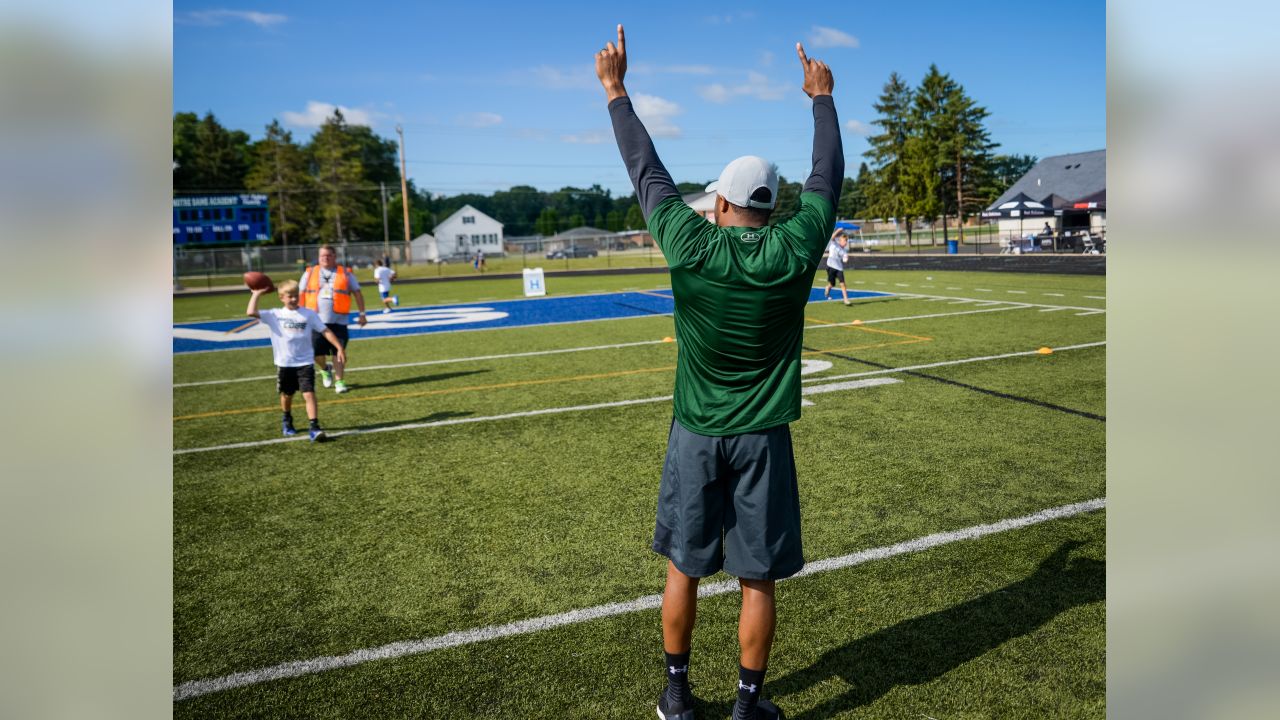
[300,266,361,324]
[258,307,327,367]
[373,266,394,293]
[826,240,848,271]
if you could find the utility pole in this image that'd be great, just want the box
[380,181,390,259]
[396,124,413,265]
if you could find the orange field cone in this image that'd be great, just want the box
[1037,346,1053,354]
[851,319,863,325]
[662,336,675,343]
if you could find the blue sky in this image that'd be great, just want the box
[174,0,1105,197]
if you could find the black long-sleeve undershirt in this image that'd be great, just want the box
[609,93,844,219]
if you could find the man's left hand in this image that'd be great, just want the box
[358,312,367,327]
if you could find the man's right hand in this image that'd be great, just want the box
[796,42,834,98]
[594,24,628,102]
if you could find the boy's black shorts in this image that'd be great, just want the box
[277,364,316,395]
[826,268,845,284]
[312,323,349,356]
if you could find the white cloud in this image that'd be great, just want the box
[560,131,610,144]
[528,65,597,90]
[456,112,503,128]
[845,119,872,136]
[760,50,775,67]
[808,26,860,48]
[177,9,287,28]
[281,101,373,128]
[631,94,683,138]
[698,72,789,103]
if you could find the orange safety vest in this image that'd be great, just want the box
[302,265,353,314]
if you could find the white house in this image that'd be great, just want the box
[410,232,438,263]
[681,191,717,221]
[433,204,504,259]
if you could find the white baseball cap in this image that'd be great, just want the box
[705,155,778,210]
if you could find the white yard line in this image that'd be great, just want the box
[894,292,1104,312]
[175,341,1105,454]
[975,288,993,292]
[802,378,901,395]
[1043,293,1065,297]
[801,341,1106,383]
[1007,290,1027,294]
[174,340,669,389]
[1075,311,1105,316]
[1085,296,1106,300]
[174,396,673,455]
[172,498,1105,701]
[179,305,1037,389]
[1040,307,1069,313]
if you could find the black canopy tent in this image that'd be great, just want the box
[980,192,1053,250]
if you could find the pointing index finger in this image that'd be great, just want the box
[617,24,625,54]
[796,42,809,66]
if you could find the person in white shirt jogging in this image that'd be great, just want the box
[823,230,852,305]
[247,280,346,442]
[372,258,398,314]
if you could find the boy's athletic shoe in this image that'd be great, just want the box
[282,419,298,437]
[731,699,784,720]
[334,379,349,393]
[309,428,326,442]
[319,368,333,388]
[843,300,852,306]
[382,308,391,314]
[393,295,399,306]
[656,691,696,720]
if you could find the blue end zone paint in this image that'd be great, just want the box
[173,288,892,354]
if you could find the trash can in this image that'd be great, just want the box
[946,240,959,254]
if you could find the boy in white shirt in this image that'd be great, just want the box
[823,230,852,305]
[372,259,398,314]
[247,280,346,441]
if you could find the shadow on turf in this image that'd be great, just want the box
[333,410,475,435]
[350,369,490,390]
[698,541,1103,719]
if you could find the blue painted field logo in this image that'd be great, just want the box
[173,306,509,345]
[739,231,762,243]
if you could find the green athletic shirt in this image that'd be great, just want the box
[648,192,836,435]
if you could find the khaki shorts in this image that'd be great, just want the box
[653,419,804,580]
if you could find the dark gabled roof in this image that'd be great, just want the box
[548,226,612,241]
[988,149,1105,211]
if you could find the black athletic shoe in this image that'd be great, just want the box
[733,698,785,720]
[656,690,696,720]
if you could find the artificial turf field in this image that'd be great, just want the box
[173,268,1106,718]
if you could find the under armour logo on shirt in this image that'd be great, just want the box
[738,681,758,692]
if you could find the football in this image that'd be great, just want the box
[243,271,275,292]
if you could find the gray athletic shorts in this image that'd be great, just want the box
[653,419,804,580]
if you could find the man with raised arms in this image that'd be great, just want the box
[597,24,843,720]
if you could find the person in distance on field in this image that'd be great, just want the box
[373,258,399,314]
[823,230,852,305]
[247,280,345,442]
[598,23,842,720]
